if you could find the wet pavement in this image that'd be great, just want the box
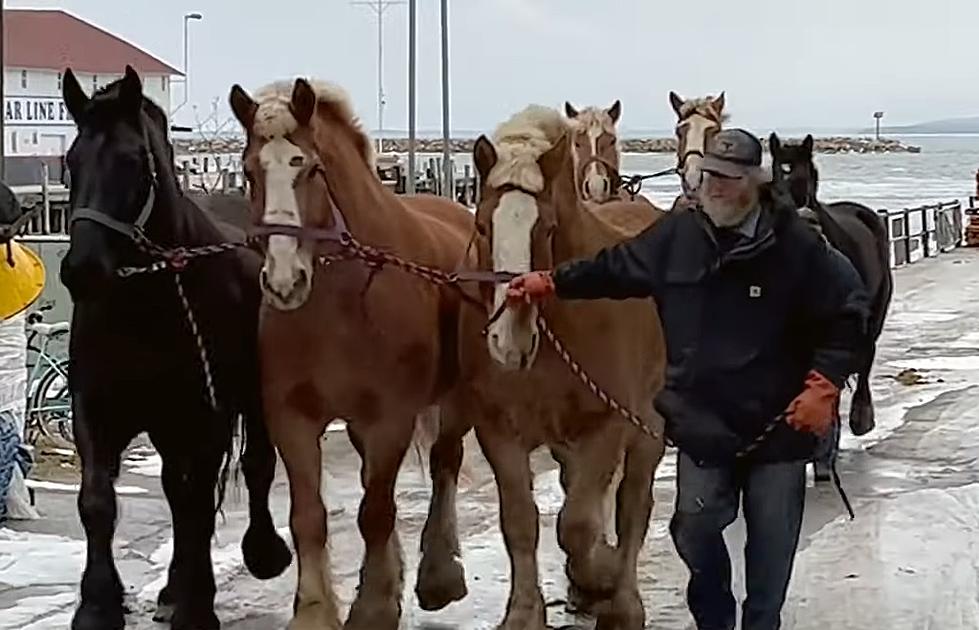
[4,249,979,629]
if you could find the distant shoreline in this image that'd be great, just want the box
[172,136,922,156]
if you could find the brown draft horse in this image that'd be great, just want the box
[565,100,623,204]
[229,77,477,630]
[423,105,668,630]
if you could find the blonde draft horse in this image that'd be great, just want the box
[229,78,477,630]
[565,100,622,204]
[467,105,666,629]
[670,91,727,198]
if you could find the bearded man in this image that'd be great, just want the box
[506,128,869,629]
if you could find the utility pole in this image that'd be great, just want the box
[1,0,6,182]
[873,111,885,141]
[440,0,451,198]
[352,0,404,155]
[406,0,416,193]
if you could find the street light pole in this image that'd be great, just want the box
[873,111,885,142]
[171,12,202,118]
[440,0,451,198]
[407,0,416,193]
[352,0,404,155]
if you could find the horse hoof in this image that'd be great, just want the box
[153,602,176,623]
[849,404,875,436]
[415,552,468,611]
[594,589,644,630]
[344,596,401,630]
[243,523,293,580]
[71,602,125,630]
[171,609,220,630]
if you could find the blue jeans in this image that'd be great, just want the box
[669,452,805,630]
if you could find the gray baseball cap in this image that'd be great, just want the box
[700,128,763,179]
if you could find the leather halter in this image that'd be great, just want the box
[248,158,351,247]
[70,123,158,241]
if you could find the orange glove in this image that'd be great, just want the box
[785,370,839,436]
[506,271,555,305]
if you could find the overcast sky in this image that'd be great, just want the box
[11,0,979,134]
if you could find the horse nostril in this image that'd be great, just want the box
[491,332,500,344]
[297,267,309,287]
[603,179,610,194]
[259,269,270,289]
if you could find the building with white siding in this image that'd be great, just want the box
[2,9,182,185]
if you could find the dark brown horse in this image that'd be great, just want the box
[769,133,893,467]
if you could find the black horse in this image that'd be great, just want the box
[769,133,894,475]
[60,66,291,630]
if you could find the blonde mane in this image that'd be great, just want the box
[251,79,376,170]
[678,96,729,123]
[488,105,569,193]
[567,106,619,138]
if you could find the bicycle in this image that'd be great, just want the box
[24,305,73,446]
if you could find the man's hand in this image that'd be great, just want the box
[785,370,839,436]
[506,271,555,305]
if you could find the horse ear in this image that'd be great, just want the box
[607,99,622,124]
[291,79,317,127]
[769,133,781,156]
[62,68,89,123]
[473,135,497,181]
[565,101,579,119]
[538,133,570,184]
[120,65,143,113]
[229,85,258,131]
[802,134,814,154]
[669,91,684,117]
[711,91,726,114]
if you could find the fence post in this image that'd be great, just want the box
[921,205,930,258]
[41,163,51,234]
[878,209,892,268]
[903,208,911,265]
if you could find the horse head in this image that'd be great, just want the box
[565,100,622,203]
[770,133,820,229]
[59,65,178,301]
[670,91,726,198]
[230,77,373,311]
[473,105,571,370]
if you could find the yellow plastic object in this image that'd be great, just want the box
[0,241,46,320]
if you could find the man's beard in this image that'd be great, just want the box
[702,188,757,228]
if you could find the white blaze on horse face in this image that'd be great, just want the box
[679,115,716,196]
[583,128,612,203]
[258,138,315,310]
[487,190,542,370]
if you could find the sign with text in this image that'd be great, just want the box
[4,97,73,126]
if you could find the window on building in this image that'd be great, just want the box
[57,72,63,91]
[32,132,39,145]
[20,70,27,89]
[10,132,18,154]
[161,76,167,91]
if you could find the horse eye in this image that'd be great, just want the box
[289,156,304,167]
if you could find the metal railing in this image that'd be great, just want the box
[878,200,963,268]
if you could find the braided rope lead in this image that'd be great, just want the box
[174,272,219,411]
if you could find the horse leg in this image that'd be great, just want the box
[241,407,293,579]
[596,429,662,630]
[849,343,878,436]
[476,424,546,630]
[556,422,622,610]
[155,438,223,630]
[275,414,340,630]
[71,396,127,630]
[416,395,471,611]
[344,416,414,630]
